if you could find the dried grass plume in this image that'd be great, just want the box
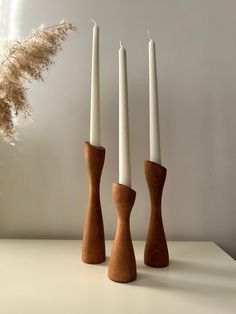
[0,20,76,140]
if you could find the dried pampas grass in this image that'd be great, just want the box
[0,20,76,140]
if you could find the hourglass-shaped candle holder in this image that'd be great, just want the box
[82,141,106,264]
[144,160,169,268]
[108,183,137,283]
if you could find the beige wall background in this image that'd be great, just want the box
[0,0,235,258]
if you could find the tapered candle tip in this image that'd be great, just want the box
[120,41,122,48]
[147,30,151,40]
[90,18,97,26]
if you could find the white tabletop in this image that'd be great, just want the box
[0,240,235,314]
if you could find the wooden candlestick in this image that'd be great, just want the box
[108,183,137,283]
[82,141,105,264]
[144,160,169,267]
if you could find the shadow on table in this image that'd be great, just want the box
[130,259,236,298]
[162,259,236,278]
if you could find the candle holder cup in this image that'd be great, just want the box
[144,160,169,268]
[82,141,105,264]
[108,183,137,283]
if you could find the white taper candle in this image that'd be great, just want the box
[119,42,131,187]
[90,19,100,147]
[148,32,161,164]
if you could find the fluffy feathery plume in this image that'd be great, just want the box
[0,20,76,140]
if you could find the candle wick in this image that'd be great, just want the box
[120,41,122,48]
[147,30,151,40]
[90,18,97,26]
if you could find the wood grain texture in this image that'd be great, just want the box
[144,160,169,267]
[108,183,137,283]
[82,141,105,264]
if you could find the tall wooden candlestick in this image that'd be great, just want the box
[144,33,169,268]
[82,19,105,264]
[108,43,136,283]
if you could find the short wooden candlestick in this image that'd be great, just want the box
[144,160,169,268]
[108,183,137,283]
[82,141,105,264]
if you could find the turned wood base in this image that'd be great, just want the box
[108,183,137,283]
[144,160,169,268]
[82,141,106,264]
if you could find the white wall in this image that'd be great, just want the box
[0,0,235,259]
